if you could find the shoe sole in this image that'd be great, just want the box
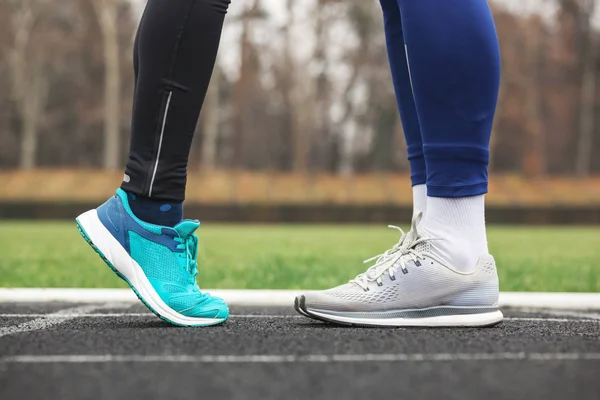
[76,209,227,327]
[296,295,503,327]
[294,296,320,320]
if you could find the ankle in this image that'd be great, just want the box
[425,195,485,226]
[419,195,488,272]
[420,220,486,271]
[412,184,427,217]
[125,191,183,227]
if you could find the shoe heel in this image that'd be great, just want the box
[76,211,128,284]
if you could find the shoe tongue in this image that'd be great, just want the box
[399,212,422,248]
[173,219,200,238]
[410,212,423,235]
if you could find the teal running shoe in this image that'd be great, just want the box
[75,189,228,327]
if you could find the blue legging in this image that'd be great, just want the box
[380,0,501,197]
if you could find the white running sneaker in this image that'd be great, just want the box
[294,214,503,327]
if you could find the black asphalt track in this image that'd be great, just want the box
[0,304,599,400]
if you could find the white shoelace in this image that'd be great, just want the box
[350,213,438,291]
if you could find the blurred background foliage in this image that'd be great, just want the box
[1,0,600,179]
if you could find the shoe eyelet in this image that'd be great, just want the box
[415,261,421,267]
[402,268,409,275]
[390,275,396,281]
[377,281,383,287]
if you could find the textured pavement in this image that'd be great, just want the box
[0,304,599,400]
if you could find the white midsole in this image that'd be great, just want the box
[306,308,504,327]
[76,210,225,326]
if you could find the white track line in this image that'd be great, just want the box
[0,313,302,318]
[1,352,600,364]
[0,313,154,318]
[1,289,600,310]
[505,317,600,323]
[500,292,600,310]
[0,304,130,338]
[534,310,600,320]
[1,313,598,323]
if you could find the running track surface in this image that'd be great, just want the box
[0,304,599,400]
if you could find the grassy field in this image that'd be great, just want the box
[0,222,599,292]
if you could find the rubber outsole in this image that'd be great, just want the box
[75,219,226,328]
[294,297,318,320]
[295,295,503,328]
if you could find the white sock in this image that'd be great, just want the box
[412,184,427,218]
[418,195,488,272]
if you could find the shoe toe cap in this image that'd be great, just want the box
[172,295,230,320]
[301,287,374,312]
[300,291,341,310]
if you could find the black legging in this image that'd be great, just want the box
[121,0,230,202]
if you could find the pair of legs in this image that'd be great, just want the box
[297,0,502,326]
[379,0,501,271]
[77,0,501,327]
[77,0,232,327]
[122,0,230,226]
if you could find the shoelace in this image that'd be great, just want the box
[174,235,199,286]
[350,214,438,291]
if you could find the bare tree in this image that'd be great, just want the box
[338,0,376,176]
[1,0,600,177]
[311,0,333,172]
[522,16,546,178]
[575,0,597,177]
[93,0,121,170]
[7,0,50,169]
[283,0,303,173]
[232,0,263,170]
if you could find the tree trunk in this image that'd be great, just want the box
[8,2,44,169]
[94,0,121,170]
[575,1,597,177]
[20,65,48,169]
[233,0,261,170]
[523,18,545,178]
[284,0,303,173]
[313,0,330,173]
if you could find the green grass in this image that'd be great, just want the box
[0,222,599,292]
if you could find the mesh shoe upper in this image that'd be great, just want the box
[303,216,499,313]
[97,189,228,319]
